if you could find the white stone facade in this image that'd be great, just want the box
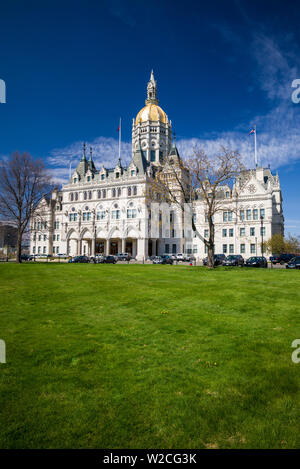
[30,72,284,260]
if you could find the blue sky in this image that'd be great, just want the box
[0,0,300,235]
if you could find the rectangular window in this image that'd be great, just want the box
[229,244,234,254]
[53,234,56,241]
[57,234,60,241]
[172,244,177,254]
[192,213,196,223]
[131,170,135,176]
[165,244,169,253]
[171,229,175,238]
[204,229,209,238]
[222,229,227,237]
[240,244,245,254]
[223,212,228,222]
[250,244,256,254]
[250,227,255,236]
[246,209,251,220]
[229,228,234,237]
[193,245,198,254]
[150,150,156,162]
[83,213,87,221]
[228,211,233,222]
[44,235,47,241]
[112,210,121,219]
[223,244,227,254]
[261,227,266,236]
[127,209,137,219]
[240,227,245,237]
[56,246,59,254]
[97,211,106,220]
[253,209,258,220]
[43,246,46,254]
[74,213,78,221]
[240,210,245,221]
[260,208,265,219]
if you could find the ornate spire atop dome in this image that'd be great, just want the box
[146,70,159,105]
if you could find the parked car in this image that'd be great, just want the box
[153,256,163,264]
[68,256,90,263]
[222,255,244,266]
[245,256,268,268]
[102,255,117,264]
[21,254,34,261]
[117,253,131,261]
[176,253,194,262]
[269,254,280,264]
[286,256,300,269]
[160,255,174,265]
[203,254,226,266]
[175,253,185,262]
[278,253,296,264]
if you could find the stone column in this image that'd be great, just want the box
[122,238,126,252]
[92,238,96,257]
[132,239,137,258]
[137,238,148,261]
[79,239,82,255]
[106,239,110,255]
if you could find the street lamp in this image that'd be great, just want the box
[260,215,264,257]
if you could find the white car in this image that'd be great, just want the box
[176,253,185,262]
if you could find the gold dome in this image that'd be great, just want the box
[135,103,168,125]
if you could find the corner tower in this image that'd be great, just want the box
[132,71,172,164]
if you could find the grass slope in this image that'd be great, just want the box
[0,263,300,449]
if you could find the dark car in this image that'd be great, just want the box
[21,254,34,261]
[68,256,90,263]
[222,255,244,266]
[245,256,268,268]
[160,255,174,265]
[278,253,296,264]
[269,254,280,264]
[102,255,117,264]
[286,256,300,269]
[203,254,226,266]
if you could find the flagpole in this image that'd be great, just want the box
[254,124,257,167]
[118,117,122,161]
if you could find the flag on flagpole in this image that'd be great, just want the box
[248,128,256,135]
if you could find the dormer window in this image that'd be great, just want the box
[115,172,120,179]
[87,176,91,182]
[74,178,77,184]
[101,174,105,181]
[131,170,135,177]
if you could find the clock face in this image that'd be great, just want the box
[248,184,257,194]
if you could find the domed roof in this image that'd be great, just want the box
[135,103,168,125]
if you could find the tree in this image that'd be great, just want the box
[0,152,53,263]
[264,233,300,255]
[148,146,245,268]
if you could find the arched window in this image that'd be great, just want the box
[102,189,106,198]
[133,186,137,196]
[75,192,78,201]
[88,191,92,200]
[84,191,87,200]
[70,193,74,201]
[117,188,121,197]
[112,188,116,198]
[128,186,132,196]
[97,190,101,199]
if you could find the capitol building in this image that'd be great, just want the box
[30,72,284,260]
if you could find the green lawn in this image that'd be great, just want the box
[0,263,300,449]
